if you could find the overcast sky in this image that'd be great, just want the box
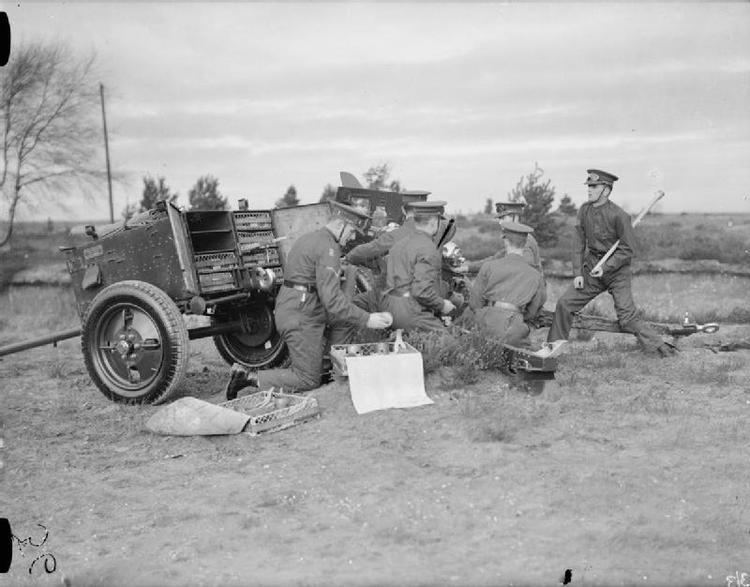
[6,2,750,221]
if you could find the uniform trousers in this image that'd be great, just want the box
[547,263,663,351]
[474,306,530,347]
[259,289,355,392]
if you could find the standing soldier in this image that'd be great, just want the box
[467,201,543,274]
[382,201,456,332]
[547,169,676,356]
[224,201,393,398]
[469,221,546,346]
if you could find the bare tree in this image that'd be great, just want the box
[0,42,103,245]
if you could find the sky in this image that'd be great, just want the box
[5,1,750,221]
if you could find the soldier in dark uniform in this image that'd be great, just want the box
[547,169,676,356]
[467,201,543,274]
[381,201,456,332]
[224,201,393,398]
[469,221,546,346]
[344,201,418,292]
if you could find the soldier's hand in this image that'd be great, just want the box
[366,312,393,329]
[441,299,456,315]
[573,276,584,289]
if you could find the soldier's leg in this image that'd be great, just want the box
[504,314,532,347]
[259,318,327,392]
[607,268,665,352]
[547,278,605,342]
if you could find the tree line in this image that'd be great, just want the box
[1,38,575,247]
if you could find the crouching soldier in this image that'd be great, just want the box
[381,201,456,332]
[224,201,393,399]
[547,169,676,357]
[469,221,546,346]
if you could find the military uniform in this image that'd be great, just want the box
[381,202,449,332]
[467,201,543,274]
[469,222,546,346]
[466,234,542,274]
[345,217,416,291]
[258,207,372,392]
[547,170,667,352]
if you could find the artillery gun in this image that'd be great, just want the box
[0,199,337,405]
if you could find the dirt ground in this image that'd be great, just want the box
[2,304,750,587]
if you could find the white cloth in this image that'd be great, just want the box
[346,349,433,414]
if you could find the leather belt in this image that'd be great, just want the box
[283,280,317,293]
[491,300,521,313]
[387,290,411,298]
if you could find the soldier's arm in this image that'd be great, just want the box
[316,244,370,328]
[410,247,445,313]
[345,231,395,266]
[571,206,586,276]
[468,264,489,311]
[604,209,635,272]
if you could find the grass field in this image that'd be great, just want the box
[1,285,749,586]
[1,214,749,586]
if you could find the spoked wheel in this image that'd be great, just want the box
[81,280,189,404]
[212,303,288,369]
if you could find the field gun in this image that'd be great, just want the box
[0,200,342,405]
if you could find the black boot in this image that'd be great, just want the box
[657,341,679,358]
[224,363,259,401]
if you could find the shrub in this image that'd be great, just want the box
[404,326,511,387]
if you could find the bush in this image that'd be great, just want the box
[404,327,511,388]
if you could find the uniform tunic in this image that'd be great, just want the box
[345,218,416,291]
[547,200,664,351]
[469,253,546,345]
[466,233,543,274]
[381,229,445,332]
[259,228,370,392]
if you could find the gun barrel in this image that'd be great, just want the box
[0,328,82,358]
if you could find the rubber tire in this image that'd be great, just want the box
[212,303,289,369]
[81,280,189,405]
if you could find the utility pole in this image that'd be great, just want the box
[100,83,114,223]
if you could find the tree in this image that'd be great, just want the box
[557,193,577,216]
[363,162,403,192]
[139,175,178,212]
[319,183,336,203]
[0,42,103,246]
[483,198,493,215]
[188,175,227,210]
[508,163,562,247]
[275,185,299,208]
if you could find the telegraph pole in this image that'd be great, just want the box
[99,83,114,223]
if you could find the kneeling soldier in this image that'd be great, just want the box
[469,221,546,346]
[225,201,393,398]
[382,201,456,332]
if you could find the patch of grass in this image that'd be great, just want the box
[681,360,739,386]
[404,327,510,388]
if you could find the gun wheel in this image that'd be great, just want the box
[212,303,288,369]
[81,280,189,405]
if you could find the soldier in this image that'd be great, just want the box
[547,169,676,356]
[468,221,546,346]
[224,201,393,398]
[344,200,418,292]
[381,201,456,332]
[466,201,543,274]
